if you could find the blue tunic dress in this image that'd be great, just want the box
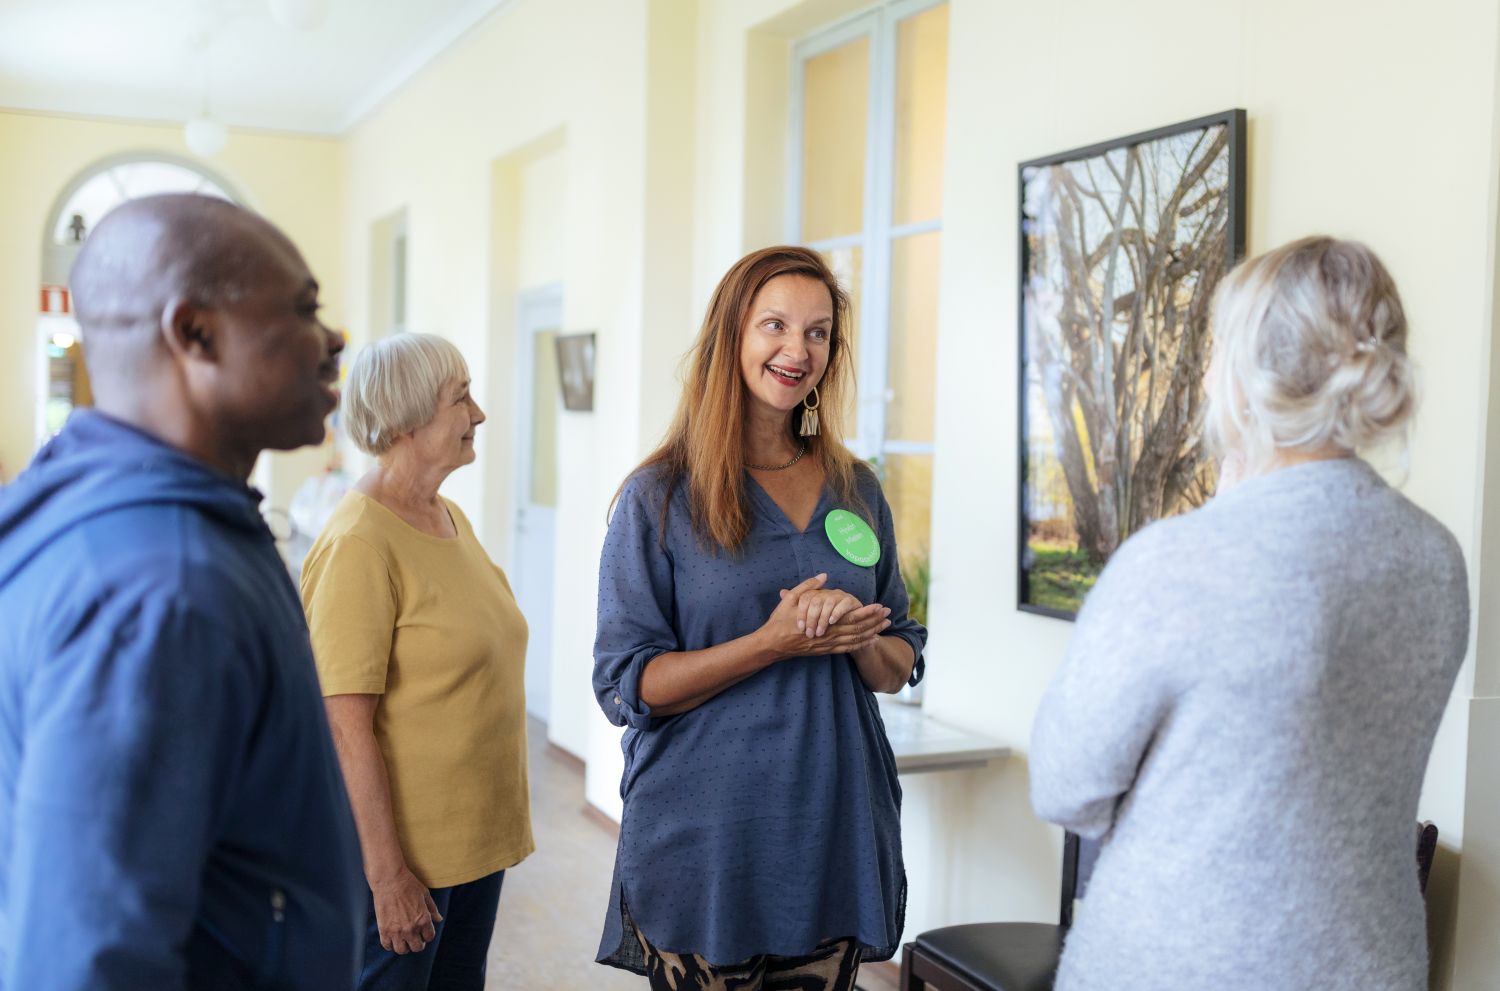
[592,463,926,972]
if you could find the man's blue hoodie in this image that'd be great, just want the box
[0,411,364,990]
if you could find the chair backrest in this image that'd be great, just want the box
[1052,823,1437,929]
[1059,831,1101,928]
[1050,823,1435,932]
[1416,820,1438,895]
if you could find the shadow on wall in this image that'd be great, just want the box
[1427,842,1460,988]
[903,756,1061,936]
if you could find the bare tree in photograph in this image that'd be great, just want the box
[1019,111,1245,616]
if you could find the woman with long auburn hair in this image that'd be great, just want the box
[592,245,926,990]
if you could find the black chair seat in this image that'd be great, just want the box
[912,922,1063,991]
[903,824,1438,991]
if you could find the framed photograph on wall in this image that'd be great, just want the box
[1018,109,1247,619]
[555,331,596,412]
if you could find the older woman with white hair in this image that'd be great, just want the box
[1030,237,1469,990]
[301,333,532,991]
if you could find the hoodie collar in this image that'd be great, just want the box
[0,410,272,587]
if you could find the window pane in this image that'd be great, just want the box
[801,36,869,242]
[821,245,863,439]
[892,4,948,227]
[54,162,232,245]
[114,161,228,201]
[886,230,941,443]
[531,330,560,508]
[41,325,92,438]
[883,451,933,579]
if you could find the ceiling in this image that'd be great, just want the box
[0,0,514,135]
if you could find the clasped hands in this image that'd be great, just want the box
[759,573,891,659]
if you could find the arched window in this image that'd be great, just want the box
[49,159,235,249]
[37,154,242,442]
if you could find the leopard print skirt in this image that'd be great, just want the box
[634,927,861,991]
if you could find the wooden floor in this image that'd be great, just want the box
[485,717,903,990]
[862,960,903,991]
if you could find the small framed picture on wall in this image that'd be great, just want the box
[555,332,596,412]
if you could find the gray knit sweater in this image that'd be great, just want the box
[1030,457,1469,991]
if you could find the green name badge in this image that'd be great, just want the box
[824,509,881,568]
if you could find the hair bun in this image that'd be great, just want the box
[1207,236,1416,469]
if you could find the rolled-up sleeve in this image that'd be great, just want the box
[869,476,928,686]
[593,476,679,729]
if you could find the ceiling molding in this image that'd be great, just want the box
[332,0,518,135]
[0,0,519,137]
[0,104,343,141]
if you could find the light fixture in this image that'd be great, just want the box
[268,0,330,31]
[184,116,228,157]
[184,50,227,159]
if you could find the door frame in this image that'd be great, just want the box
[511,282,565,566]
[511,283,563,724]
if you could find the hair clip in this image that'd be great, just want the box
[1354,336,1381,354]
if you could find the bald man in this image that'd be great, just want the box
[0,194,364,990]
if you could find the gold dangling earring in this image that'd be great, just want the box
[799,386,821,438]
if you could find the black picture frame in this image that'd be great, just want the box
[554,332,596,412]
[1017,109,1247,620]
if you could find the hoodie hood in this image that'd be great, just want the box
[0,410,270,588]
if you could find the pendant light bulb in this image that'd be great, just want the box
[185,117,228,157]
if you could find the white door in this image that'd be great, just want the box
[513,287,563,724]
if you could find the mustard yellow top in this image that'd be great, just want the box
[301,491,534,887]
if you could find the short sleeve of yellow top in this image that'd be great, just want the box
[300,491,534,888]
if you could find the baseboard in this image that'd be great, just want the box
[583,801,622,838]
[546,741,586,775]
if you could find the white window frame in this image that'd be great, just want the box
[787,0,945,463]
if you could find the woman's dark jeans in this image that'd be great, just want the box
[357,870,504,991]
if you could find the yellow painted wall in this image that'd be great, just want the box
[0,109,345,506]
[696,0,1500,986]
[517,148,566,291]
[334,0,703,777]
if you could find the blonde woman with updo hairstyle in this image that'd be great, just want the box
[301,332,533,991]
[591,246,926,990]
[1029,237,1469,991]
